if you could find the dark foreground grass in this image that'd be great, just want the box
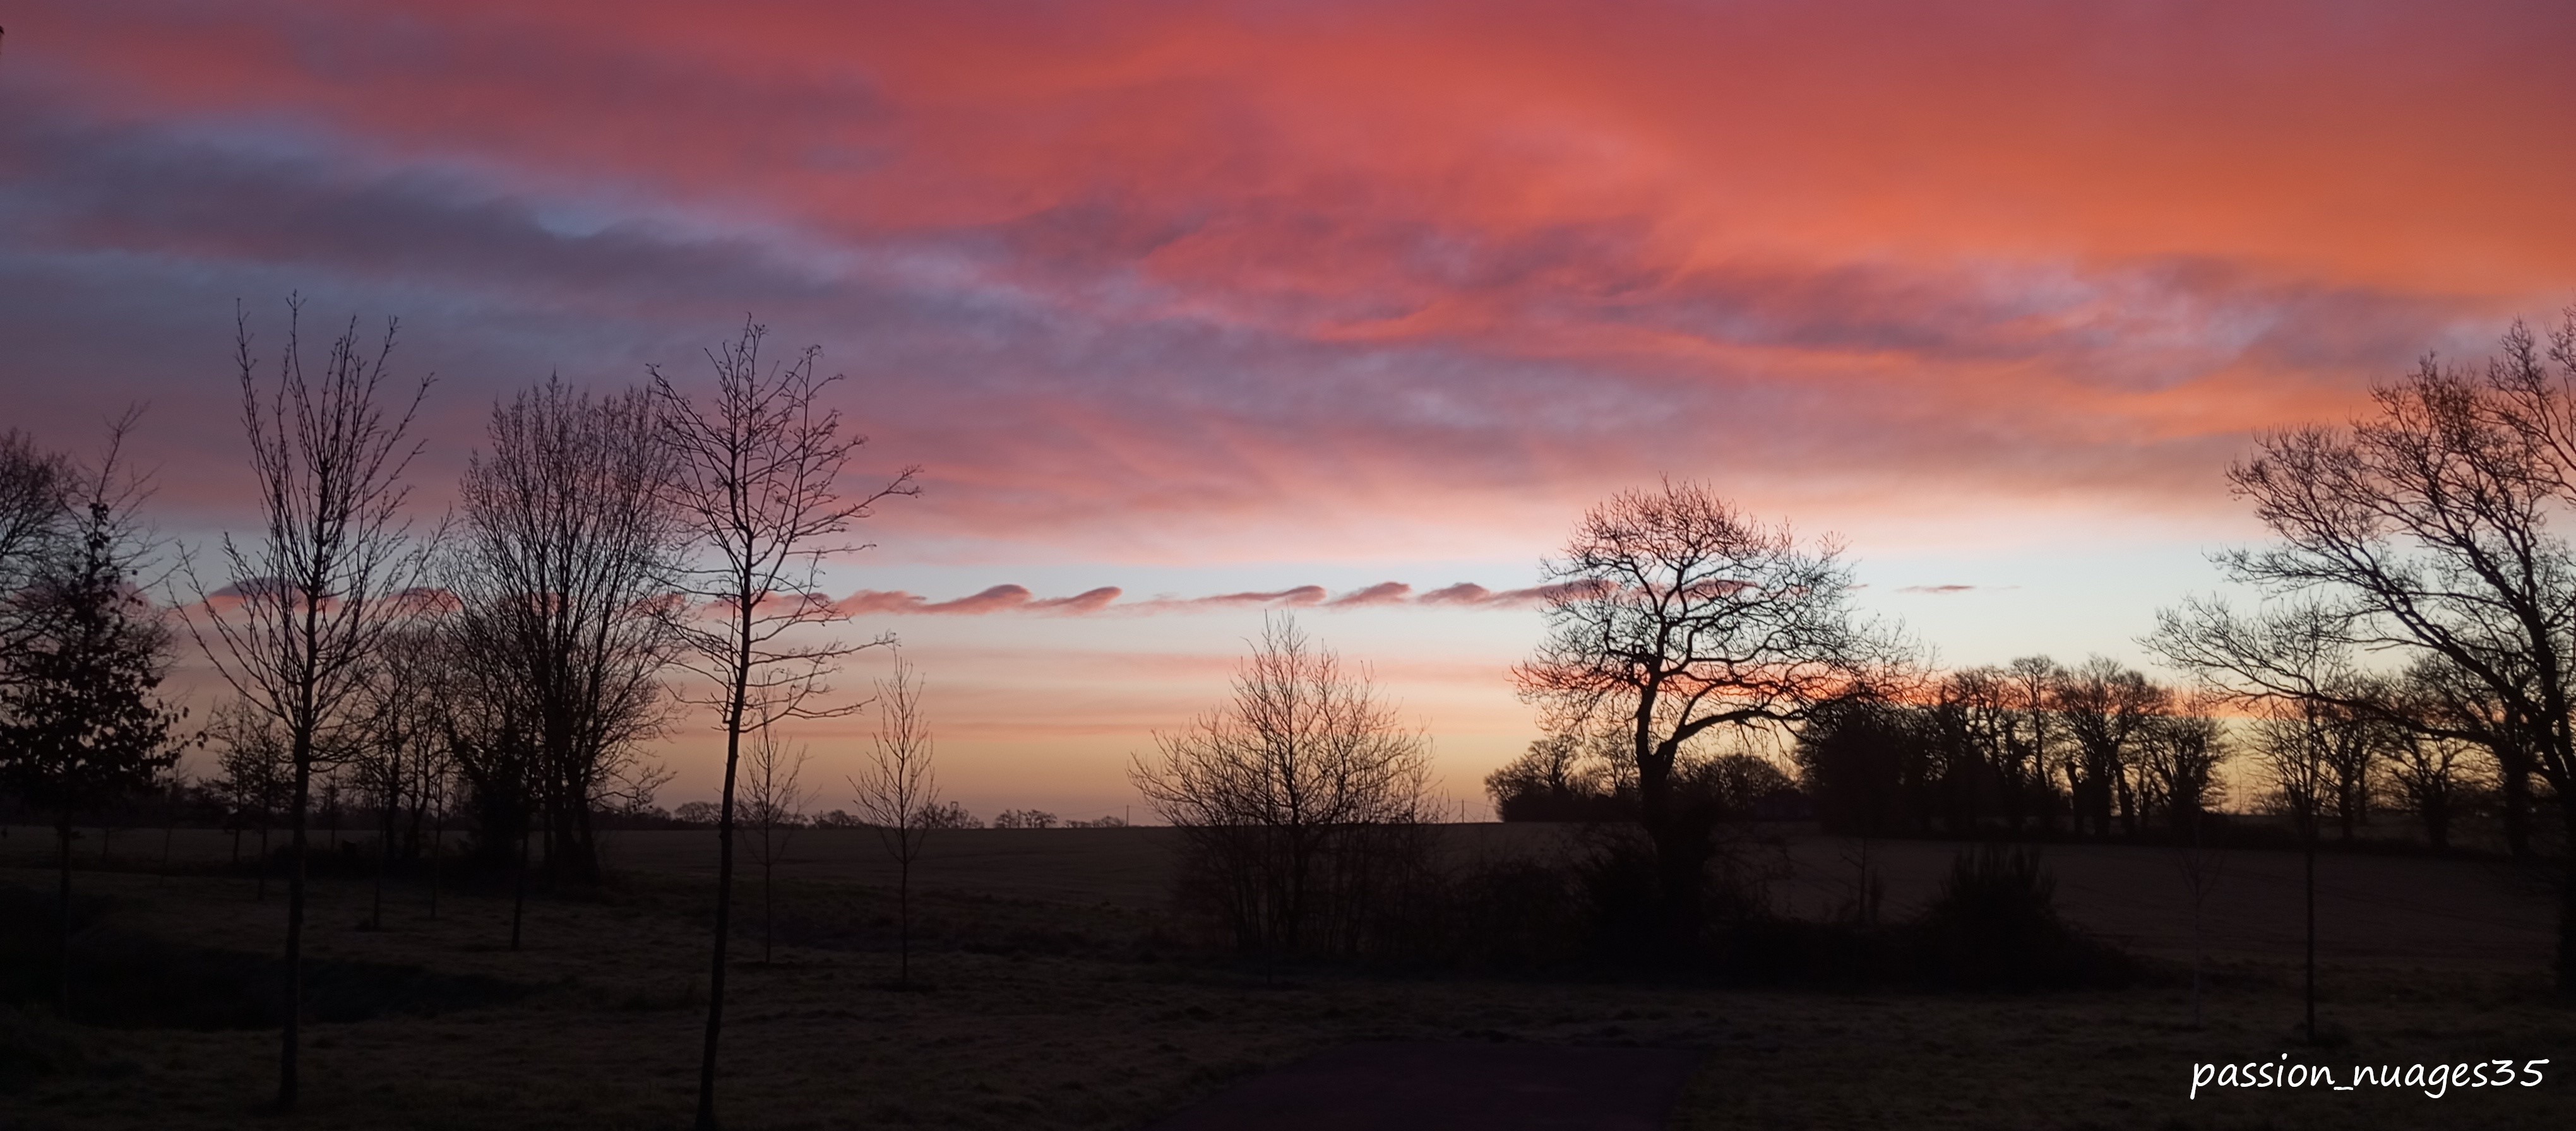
[0,850,2569,1130]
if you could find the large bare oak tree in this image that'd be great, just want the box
[1514,480,1906,945]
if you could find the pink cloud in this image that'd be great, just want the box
[1326,581,1412,607]
[1184,586,1330,608]
[8,0,2568,584]
[833,584,1040,615]
[1030,586,1123,614]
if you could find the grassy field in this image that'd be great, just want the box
[1,824,2569,1129]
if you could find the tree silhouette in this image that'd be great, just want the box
[742,714,811,966]
[649,319,917,1131]
[1513,481,1905,949]
[850,652,936,987]
[1132,613,1433,957]
[448,379,682,885]
[0,425,184,1017]
[186,300,431,1110]
[2149,312,2576,993]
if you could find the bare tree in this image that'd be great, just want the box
[850,652,936,986]
[0,424,186,1017]
[2169,805,2227,1028]
[1133,613,1434,957]
[2001,656,2066,832]
[185,300,431,1109]
[2150,314,2576,992]
[208,698,289,899]
[447,379,682,885]
[2378,728,2476,850]
[2053,658,2166,836]
[2134,696,2229,828]
[1512,481,1906,942]
[650,319,917,1130]
[741,713,811,966]
[2394,660,2520,848]
[2147,600,2357,1042]
[346,625,450,929]
[2382,657,2495,850]
[432,614,544,947]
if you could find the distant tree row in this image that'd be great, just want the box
[678,802,1128,830]
[1488,630,2537,856]
[1782,654,2530,850]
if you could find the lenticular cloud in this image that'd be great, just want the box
[821,580,1568,616]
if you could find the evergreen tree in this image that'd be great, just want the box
[0,432,183,1015]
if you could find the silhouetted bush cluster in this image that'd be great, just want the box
[1910,845,2135,988]
[1486,741,1804,825]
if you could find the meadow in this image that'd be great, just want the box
[1,824,2568,1129]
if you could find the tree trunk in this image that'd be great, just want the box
[695,667,751,1131]
[428,817,443,921]
[568,784,600,885]
[56,819,75,1019]
[278,755,313,1111]
[2501,759,2536,859]
[510,822,530,950]
[898,851,911,987]
[2558,792,2576,997]
[372,798,394,932]
[2303,806,2317,1045]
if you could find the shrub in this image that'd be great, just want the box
[1912,846,2135,989]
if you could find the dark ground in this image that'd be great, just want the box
[1143,1042,1702,1130]
[0,824,2568,1129]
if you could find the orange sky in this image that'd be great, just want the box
[4,1,2572,815]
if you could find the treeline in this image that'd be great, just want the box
[1487,651,2557,855]
[1795,655,2552,852]
[669,800,1127,829]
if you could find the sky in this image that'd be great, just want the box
[4,1,2574,819]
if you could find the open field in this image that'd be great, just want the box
[20,822,2558,966]
[3,824,2571,1129]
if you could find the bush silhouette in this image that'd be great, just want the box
[1914,846,2133,989]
